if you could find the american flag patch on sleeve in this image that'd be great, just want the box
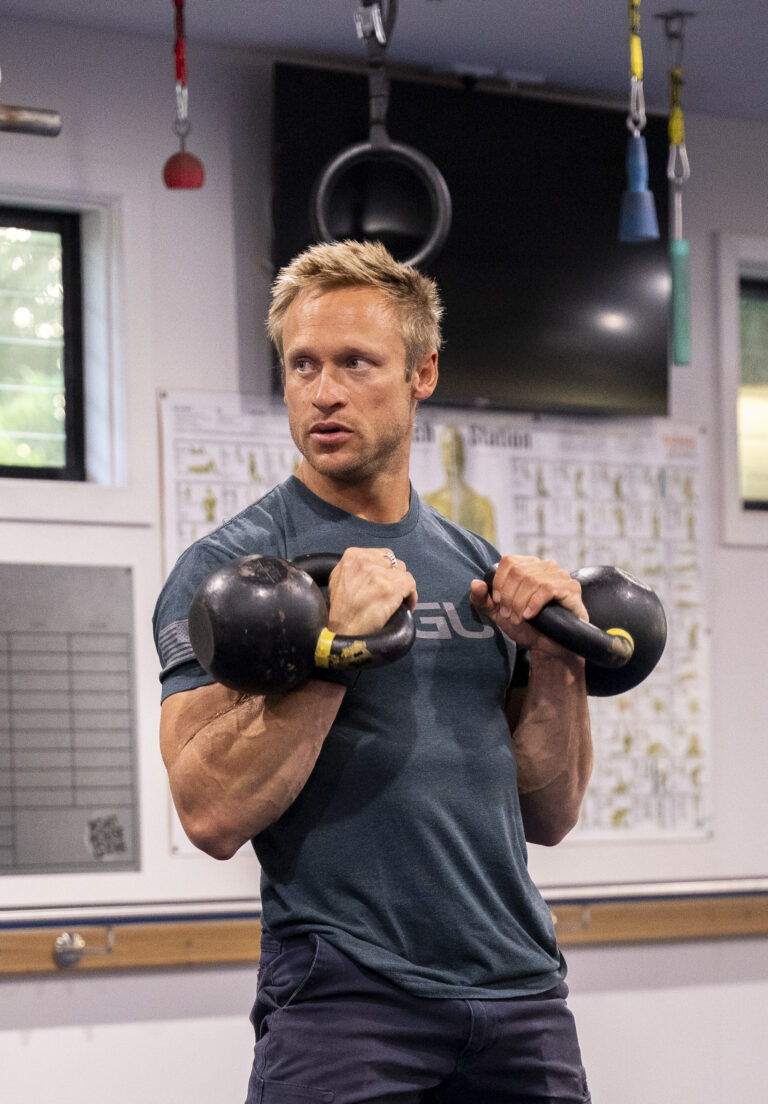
[157,619,196,675]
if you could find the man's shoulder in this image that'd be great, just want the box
[159,480,297,603]
[184,478,298,559]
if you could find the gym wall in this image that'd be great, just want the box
[0,15,767,1104]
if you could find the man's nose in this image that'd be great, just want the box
[312,367,347,408]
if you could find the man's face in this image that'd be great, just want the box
[282,285,436,486]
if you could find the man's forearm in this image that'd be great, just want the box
[509,650,593,846]
[160,679,346,859]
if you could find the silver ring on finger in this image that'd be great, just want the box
[383,550,398,569]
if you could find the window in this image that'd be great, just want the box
[0,205,85,480]
[716,233,768,545]
[739,279,768,510]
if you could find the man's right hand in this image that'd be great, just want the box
[327,547,417,636]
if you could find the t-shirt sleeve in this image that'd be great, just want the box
[152,503,286,702]
[152,543,230,701]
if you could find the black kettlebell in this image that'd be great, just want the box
[484,563,667,697]
[188,553,415,694]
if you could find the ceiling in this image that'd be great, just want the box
[0,0,761,124]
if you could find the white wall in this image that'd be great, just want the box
[1,15,767,1104]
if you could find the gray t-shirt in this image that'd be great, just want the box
[153,476,565,998]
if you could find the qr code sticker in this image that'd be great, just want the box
[87,814,127,860]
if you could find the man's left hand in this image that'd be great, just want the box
[469,554,588,656]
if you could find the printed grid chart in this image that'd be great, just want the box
[0,565,139,875]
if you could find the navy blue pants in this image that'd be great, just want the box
[246,932,591,1104]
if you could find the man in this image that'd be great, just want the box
[154,239,593,1103]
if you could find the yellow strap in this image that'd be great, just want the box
[669,105,685,147]
[607,626,635,649]
[668,67,685,145]
[630,33,644,81]
[314,628,336,668]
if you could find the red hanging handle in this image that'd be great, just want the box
[163,0,204,187]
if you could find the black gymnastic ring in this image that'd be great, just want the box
[310,138,453,269]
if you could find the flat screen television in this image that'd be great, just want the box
[271,62,670,416]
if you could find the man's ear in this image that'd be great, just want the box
[411,351,439,402]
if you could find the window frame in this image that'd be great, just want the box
[716,232,768,545]
[0,203,85,481]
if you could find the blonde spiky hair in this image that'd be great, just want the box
[267,239,443,378]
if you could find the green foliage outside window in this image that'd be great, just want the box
[738,280,768,508]
[0,223,67,469]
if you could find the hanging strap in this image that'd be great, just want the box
[627,0,647,135]
[355,1,398,147]
[354,0,397,49]
[174,0,188,86]
[667,65,690,184]
[656,10,695,186]
[172,0,191,138]
[629,0,644,81]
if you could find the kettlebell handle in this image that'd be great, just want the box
[292,552,415,672]
[188,552,416,696]
[483,564,635,669]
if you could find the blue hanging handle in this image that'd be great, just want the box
[619,135,659,243]
[627,132,650,190]
[620,3,659,243]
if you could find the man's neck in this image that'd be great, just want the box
[295,462,411,524]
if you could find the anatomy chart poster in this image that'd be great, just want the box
[160,391,711,841]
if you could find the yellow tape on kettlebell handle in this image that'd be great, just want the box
[314,628,336,668]
[607,627,635,648]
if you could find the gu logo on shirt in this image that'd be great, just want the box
[414,602,494,640]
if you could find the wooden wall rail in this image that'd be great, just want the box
[550,893,768,945]
[0,918,263,977]
[2,895,768,976]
